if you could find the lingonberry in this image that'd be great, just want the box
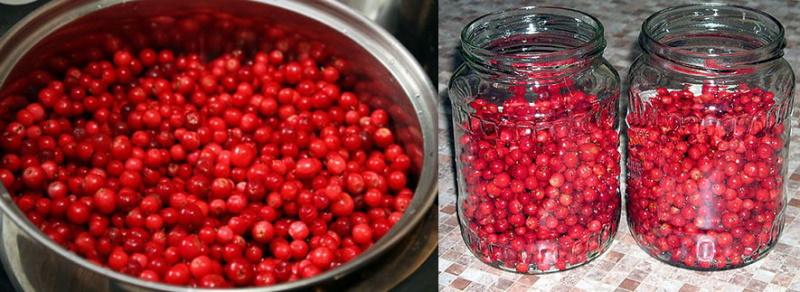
[0,24,415,288]
[198,274,229,288]
[288,221,310,241]
[351,223,373,245]
[252,221,274,243]
[67,201,92,224]
[21,166,45,188]
[372,128,394,148]
[47,181,67,199]
[224,258,254,286]
[627,84,785,269]
[294,158,322,179]
[189,255,222,279]
[93,188,117,214]
[108,248,129,271]
[386,171,407,191]
[253,271,277,286]
[308,246,334,269]
[456,80,620,273]
[231,143,256,168]
[164,263,191,285]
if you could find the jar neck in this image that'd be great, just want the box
[460,6,606,82]
[640,4,785,75]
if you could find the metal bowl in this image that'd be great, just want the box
[0,0,437,291]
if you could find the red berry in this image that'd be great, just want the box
[456,84,621,272]
[288,221,310,241]
[22,166,46,188]
[372,128,394,148]
[252,221,274,243]
[325,154,346,174]
[231,143,256,167]
[108,248,129,271]
[309,247,334,268]
[351,223,373,245]
[190,255,222,279]
[387,171,407,191]
[67,202,91,224]
[93,188,117,214]
[164,263,191,285]
[47,181,67,199]
[224,258,254,286]
[627,84,784,269]
[198,274,228,288]
[294,158,322,179]
[1,34,416,287]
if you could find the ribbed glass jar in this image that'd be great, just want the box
[625,4,794,270]
[449,7,621,273]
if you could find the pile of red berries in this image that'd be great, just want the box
[626,84,785,269]
[0,32,415,287]
[457,81,620,273]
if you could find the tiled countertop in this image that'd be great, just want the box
[437,0,800,291]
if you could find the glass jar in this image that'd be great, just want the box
[448,7,621,273]
[626,4,794,270]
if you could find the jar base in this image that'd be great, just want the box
[628,226,782,271]
[458,223,618,274]
[632,242,777,271]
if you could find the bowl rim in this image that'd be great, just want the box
[0,0,438,291]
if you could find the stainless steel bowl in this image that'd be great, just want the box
[341,0,437,81]
[0,0,437,291]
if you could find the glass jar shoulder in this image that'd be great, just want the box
[627,55,794,103]
[448,58,621,105]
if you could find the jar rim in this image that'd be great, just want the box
[640,3,785,71]
[460,6,605,70]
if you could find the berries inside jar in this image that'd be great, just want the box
[0,26,416,287]
[626,83,786,270]
[455,80,621,273]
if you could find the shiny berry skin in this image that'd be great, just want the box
[67,202,92,224]
[93,188,117,214]
[251,221,274,243]
[190,255,222,279]
[198,274,228,288]
[21,166,45,188]
[308,247,335,269]
[351,223,373,245]
[372,128,394,148]
[294,158,322,179]
[455,80,621,273]
[108,248,129,271]
[47,181,67,199]
[288,221,310,241]
[0,25,416,288]
[387,171,407,191]
[230,143,256,167]
[627,84,785,270]
[224,258,254,286]
[164,263,191,285]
